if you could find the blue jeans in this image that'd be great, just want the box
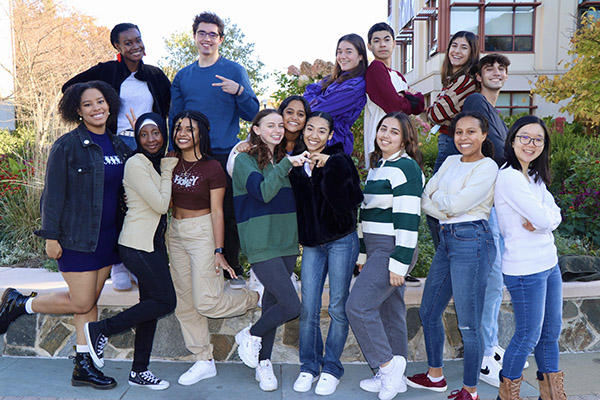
[481,208,505,356]
[117,134,137,151]
[502,265,562,380]
[299,231,358,379]
[419,220,495,388]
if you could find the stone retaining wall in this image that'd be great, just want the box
[3,294,599,363]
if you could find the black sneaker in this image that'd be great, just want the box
[84,321,108,368]
[129,370,170,390]
[71,352,116,390]
[0,288,36,334]
[405,275,421,287]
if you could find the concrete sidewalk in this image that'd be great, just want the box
[0,352,599,399]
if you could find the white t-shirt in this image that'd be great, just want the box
[364,69,408,166]
[117,72,154,133]
[494,166,561,276]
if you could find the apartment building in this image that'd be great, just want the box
[387,0,599,119]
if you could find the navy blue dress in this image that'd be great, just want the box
[58,132,124,272]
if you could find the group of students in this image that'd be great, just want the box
[0,11,567,400]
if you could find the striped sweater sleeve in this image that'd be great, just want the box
[388,161,424,275]
[426,75,477,126]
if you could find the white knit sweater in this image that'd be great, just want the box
[494,166,561,276]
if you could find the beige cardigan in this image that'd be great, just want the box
[118,154,178,252]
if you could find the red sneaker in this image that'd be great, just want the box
[406,372,448,392]
[447,388,479,399]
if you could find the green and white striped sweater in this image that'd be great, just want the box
[358,151,424,276]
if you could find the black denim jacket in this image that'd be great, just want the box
[35,124,130,252]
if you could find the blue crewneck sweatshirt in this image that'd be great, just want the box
[169,57,259,154]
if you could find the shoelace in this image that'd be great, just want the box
[258,362,275,380]
[139,370,160,384]
[96,334,108,355]
[252,337,262,355]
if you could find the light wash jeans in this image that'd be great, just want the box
[298,232,358,379]
[481,207,505,356]
[419,220,495,387]
[502,265,562,380]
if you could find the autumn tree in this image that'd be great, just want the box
[160,19,268,95]
[7,0,114,152]
[534,10,600,128]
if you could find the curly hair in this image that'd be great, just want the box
[370,112,423,170]
[171,110,212,160]
[58,81,120,129]
[248,109,286,169]
[192,11,224,36]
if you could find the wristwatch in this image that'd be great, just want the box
[214,247,225,255]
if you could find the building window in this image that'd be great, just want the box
[496,92,535,116]
[401,39,414,74]
[426,0,438,56]
[448,2,539,53]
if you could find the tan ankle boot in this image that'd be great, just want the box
[537,371,567,400]
[497,374,524,400]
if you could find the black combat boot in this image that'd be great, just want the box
[0,287,37,334]
[71,352,117,389]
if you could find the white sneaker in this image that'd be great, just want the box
[493,345,529,369]
[248,270,265,308]
[315,372,340,396]
[290,272,300,292]
[360,370,382,393]
[178,359,217,385]
[235,325,261,368]
[480,355,502,388]
[293,372,318,392]
[255,359,277,391]
[379,356,407,400]
[111,263,132,291]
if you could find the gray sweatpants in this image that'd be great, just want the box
[345,233,408,369]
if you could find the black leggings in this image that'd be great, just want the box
[249,255,300,361]
[99,220,176,372]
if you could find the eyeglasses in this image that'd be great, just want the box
[196,30,221,40]
[516,135,545,147]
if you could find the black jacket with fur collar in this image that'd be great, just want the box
[289,143,363,247]
[62,60,171,134]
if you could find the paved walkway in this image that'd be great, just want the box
[0,352,599,399]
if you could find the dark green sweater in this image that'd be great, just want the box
[232,153,299,263]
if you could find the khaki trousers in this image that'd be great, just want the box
[168,214,256,360]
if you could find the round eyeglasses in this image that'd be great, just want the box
[516,135,545,147]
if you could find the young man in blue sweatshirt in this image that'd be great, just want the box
[170,11,260,290]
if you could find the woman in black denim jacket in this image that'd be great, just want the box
[0,81,129,390]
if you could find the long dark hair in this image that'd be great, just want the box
[450,111,495,160]
[248,109,286,169]
[441,31,479,87]
[370,112,424,170]
[278,95,311,154]
[321,33,368,92]
[172,110,212,160]
[503,116,551,185]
